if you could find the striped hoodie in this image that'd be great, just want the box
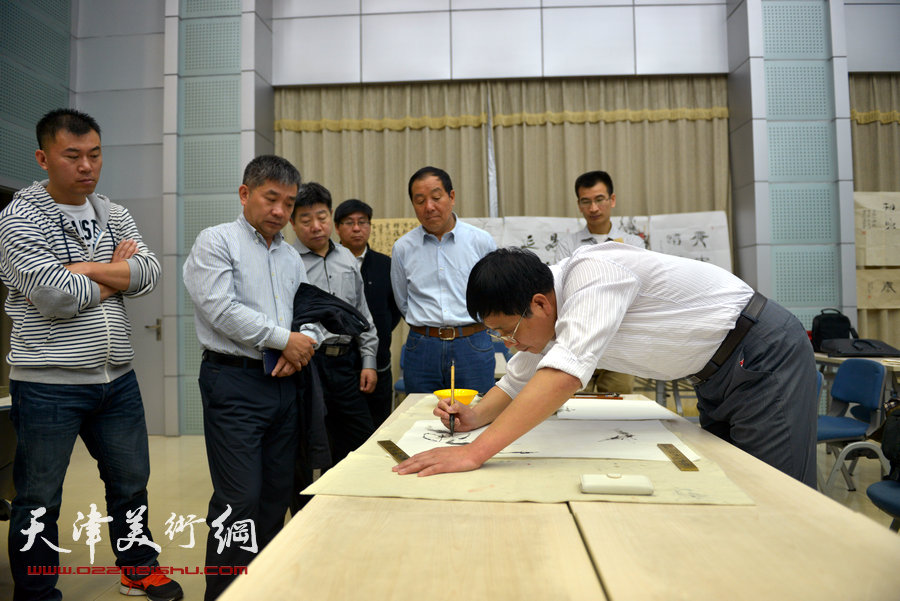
[0,181,160,384]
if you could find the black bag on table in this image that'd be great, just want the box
[820,337,900,357]
[811,308,857,352]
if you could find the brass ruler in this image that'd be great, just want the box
[378,440,410,464]
[657,443,699,471]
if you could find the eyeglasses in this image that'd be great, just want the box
[487,308,528,344]
[577,197,611,208]
[340,219,370,228]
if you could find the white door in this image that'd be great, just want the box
[119,199,169,435]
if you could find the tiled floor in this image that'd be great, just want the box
[0,429,896,600]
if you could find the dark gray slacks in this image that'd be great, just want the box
[694,299,818,487]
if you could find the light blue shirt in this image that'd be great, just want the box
[183,213,321,359]
[390,215,497,327]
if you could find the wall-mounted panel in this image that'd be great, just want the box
[274,0,359,18]
[180,76,241,134]
[635,4,728,74]
[180,194,243,255]
[77,0,164,36]
[452,0,540,8]
[77,88,164,146]
[272,16,361,84]
[764,61,832,120]
[0,2,69,83]
[179,134,242,194]
[761,0,828,59]
[543,0,626,4]
[363,0,449,12]
[0,60,68,131]
[362,12,451,82]
[767,121,835,182]
[98,144,163,201]
[0,124,45,187]
[769,183,837,244]
[845,4,900,72]
[181,17,241,76]
[543,7,634,77]
[772,245,840,307]
[182,0,240,18]
[76,34,164,92]
[451,9,542,79]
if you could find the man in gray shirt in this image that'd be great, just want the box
[290,182,378,466]
[183,155,320,601]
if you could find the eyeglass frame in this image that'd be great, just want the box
[487,307,528,345]
[338,218,371,228]
[577,196,612,208]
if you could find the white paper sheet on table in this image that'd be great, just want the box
[556,398,677,421]
[397,417,700,461]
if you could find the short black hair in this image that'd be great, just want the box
[36,108,101,149]
[408,166,453,200]
[574,170,614,197]
[334,198,373,225]
[293,181,332,219]
[466,248,554,322]
[242,155,302,191]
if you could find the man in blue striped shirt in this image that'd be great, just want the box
[0,109,182,601]
[183,155,321,601]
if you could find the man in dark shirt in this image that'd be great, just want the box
[334,198,402,426]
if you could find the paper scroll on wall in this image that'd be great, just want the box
[857,268,900,309]
[648,211,731,272]
[855,192,900,267]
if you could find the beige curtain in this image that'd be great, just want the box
[274,75,730,224]
[850,74,900,347]
[488,76,731,218]
[275,82,491,221]
[850,73,900,192]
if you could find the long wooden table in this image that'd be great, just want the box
[220,394,900,601]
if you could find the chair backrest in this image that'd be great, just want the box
[831,358,886,412]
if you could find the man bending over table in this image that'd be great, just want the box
[394,245,818,487]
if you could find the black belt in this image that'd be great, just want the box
[686,292,768,386]
[321,343,352,358]
[202,349,264,370]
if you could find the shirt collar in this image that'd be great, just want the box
[236,213,285,248]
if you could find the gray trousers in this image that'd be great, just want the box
[694,298,818,487]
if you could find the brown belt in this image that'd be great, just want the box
[410,324,486,341]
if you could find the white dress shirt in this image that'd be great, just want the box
[497,243,753,398]
[553,224,645,263]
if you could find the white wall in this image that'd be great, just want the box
[272,1,730,85]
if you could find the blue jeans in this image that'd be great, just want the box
[403,330,496,395]
[7,371,158,601]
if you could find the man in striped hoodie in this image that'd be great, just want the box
[0,109,182,601]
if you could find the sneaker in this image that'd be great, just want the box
[120,572,184,601]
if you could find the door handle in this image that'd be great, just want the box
[145,318,162,341]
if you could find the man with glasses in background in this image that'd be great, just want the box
[554,170,644,394]
[334,198,401,426]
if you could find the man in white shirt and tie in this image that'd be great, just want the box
[395,245,818,488]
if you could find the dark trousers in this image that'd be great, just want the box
[365,365,394,427]
[8,371,157,601]
[198,361,298,601]
[694,298,818,487]
[317,349,376,465]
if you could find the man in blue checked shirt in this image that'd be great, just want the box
[183,155,323,601]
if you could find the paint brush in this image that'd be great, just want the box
[449,359,456,435]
